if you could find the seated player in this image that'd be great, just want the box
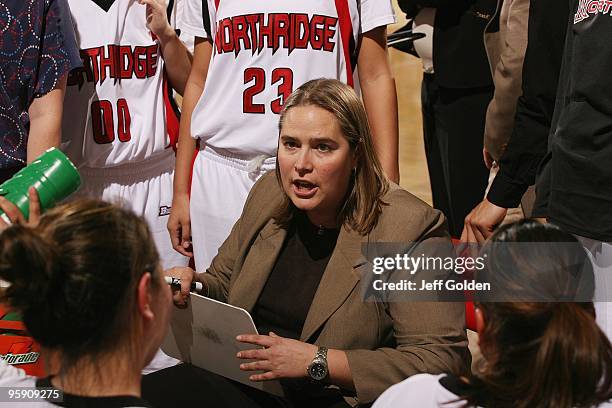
[0,198,172,407]
[374,221,612,408]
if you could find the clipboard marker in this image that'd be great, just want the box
[165,276,203,293]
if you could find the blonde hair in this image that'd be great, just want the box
[275,79,388,235]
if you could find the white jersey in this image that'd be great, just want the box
[374,374,612,408]
[62,0,180,168]
[180,0,395,159]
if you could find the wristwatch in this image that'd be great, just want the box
[307,346,329,382]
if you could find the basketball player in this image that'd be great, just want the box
[62,0,192,271]
[169,0,398,272]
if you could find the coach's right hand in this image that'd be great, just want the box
[168,193,193,257]
[165,266,199,307]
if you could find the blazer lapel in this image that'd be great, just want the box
[228,221,287,313]
[300,228,365,342]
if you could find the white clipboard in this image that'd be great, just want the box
[161,292,284,397]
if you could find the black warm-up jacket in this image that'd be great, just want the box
[486,0,569,208]
[531,0,612,241]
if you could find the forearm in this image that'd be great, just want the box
[173,39,211,197]
[173,129,197,197]
[358,27,399,183]
[361,76,399,183]
[158,28,192,95]
[486,95,550,208]
[27,120,61,163]
[27,77,67,163]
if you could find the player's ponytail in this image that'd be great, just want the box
[0,224,61,339]
[531,302,612,407]
[461,220,612,407]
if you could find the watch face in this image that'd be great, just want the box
[309,361,328,381]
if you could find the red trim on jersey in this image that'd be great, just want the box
[465,301,476,331]
[214,0,220,11]
[163,70,181,151]
[334,0,355,87]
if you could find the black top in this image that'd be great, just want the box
[398,0,495,89]
[252,212,339,340]
[486,0,569,209]
[36,377,153,408]
[531,0,612,241]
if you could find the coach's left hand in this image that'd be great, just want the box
[237,332,318,381]
[0,187,41,232]
[139,0,175,42]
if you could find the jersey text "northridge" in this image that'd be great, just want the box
[215,13,338,56]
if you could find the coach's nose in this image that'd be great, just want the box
[294,148,313,176]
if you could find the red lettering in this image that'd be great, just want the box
[119,46,133,79]
[133,46,147,79]
[273,13,289,54]
[323,17,337,52]
[215,21,224,54]
[221,18,235,54]
[83,48,101,84]
[259,14,274,53]
[245,14,261,54]
[91,100,115,144]
[98,45,118,84]
[233,15,250,56]
[243,68,265,114]
[117,98,131,142]
[310,15,326,50]
[271,68,293,114]
[293,14,310,51]
[146,45,158,77]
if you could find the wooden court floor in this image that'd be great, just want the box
[389,1,432,205]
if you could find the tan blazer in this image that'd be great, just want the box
[200,173,469,405]
[484,0,530,161]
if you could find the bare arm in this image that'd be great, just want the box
[174,37,211,198]
[140,0,192,95]
[27,76,67,163]
[358,26,399,183]
[168,38,212,255]
[156,25,192,95]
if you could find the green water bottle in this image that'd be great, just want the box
[0,148,81,221]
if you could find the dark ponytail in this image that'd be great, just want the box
[0,225,62,338]
[0,199,161,365]
[531,303,612,407]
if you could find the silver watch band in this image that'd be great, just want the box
[315,346,328,360]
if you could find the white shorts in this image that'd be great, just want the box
[74,150,189,270]
[190,146,276,272]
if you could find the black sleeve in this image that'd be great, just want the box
[397,0,467,18]
[486,95,551,208]
[486,0,569,209]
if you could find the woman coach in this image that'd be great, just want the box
[157,79,468,407]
